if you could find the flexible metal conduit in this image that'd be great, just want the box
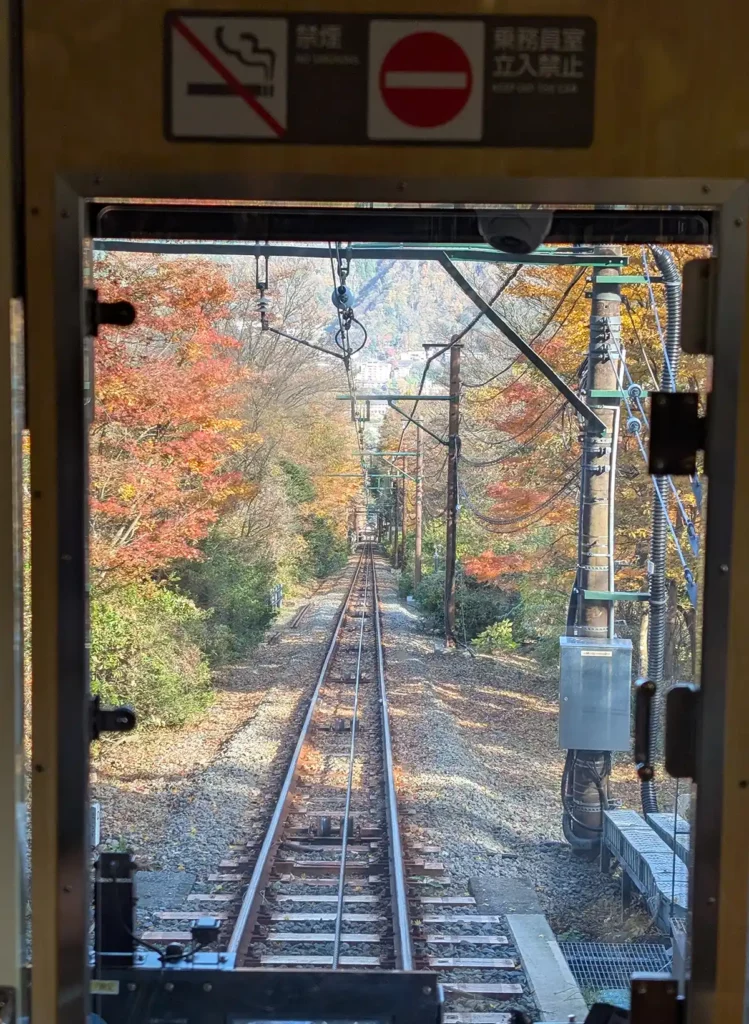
[371,550,414,970]
[641,246,682,816]
[227,553,366,958]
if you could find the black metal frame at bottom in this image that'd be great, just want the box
[92,967,441,1024]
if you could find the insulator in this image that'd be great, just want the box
[691,475,703,510]
[627,382,643,400]
[687,521,700,557]
[256,295,270,313]
[331,284,355,310]
[626,416,642,436]
[684,568,698,609]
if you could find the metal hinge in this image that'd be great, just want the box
[634,679,656,782]
[649,392,706,476]
[681,257,718,355]
[665,683,700,780]
[84,287,136,337]
[90,695,137,742]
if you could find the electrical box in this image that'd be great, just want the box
[559,636,633,751]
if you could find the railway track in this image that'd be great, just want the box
[143,546,529,1023]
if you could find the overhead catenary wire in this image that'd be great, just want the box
[459,400,565,467]
[463,267,587,392]
[605,327,697,604]
[459,460,580,527]
[396,263,524,452]
[607,331,697,546]
[255,250,367,367]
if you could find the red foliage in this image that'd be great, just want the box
[465,550,531,581]
[91,255,253,582]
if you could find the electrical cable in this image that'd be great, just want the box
[459,401,564,467]
[454,264,523,348]
[561,751,606,846]
[396,263,524,452]
[622,295,659,390]
[643,248,673,387]
[623,283,701,511]
[641,245,683,817]
[605,324,696,597]
[460,462,580,527]
[463,270,587,393]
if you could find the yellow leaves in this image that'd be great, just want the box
[207,417,244,433]
[119,483,137,501]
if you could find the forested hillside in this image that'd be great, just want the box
[380,248,705,679]
[90,252,359,725]
[86,245,704,727]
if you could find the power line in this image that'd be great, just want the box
[460,400,565,467]
[460,460,580,527]
[606,332,697,607]
[463,267,586,391]
[606,326,699,555]
[396,264,524,451]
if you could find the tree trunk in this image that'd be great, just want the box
[664,578,679,682]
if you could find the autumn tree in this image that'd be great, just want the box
[92,253,256,584]
[452,248,706,672]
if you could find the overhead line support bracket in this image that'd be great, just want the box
[386,400,448,447]
[438,255,606,433]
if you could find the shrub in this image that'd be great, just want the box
[175,533,276,663]
[413,568,519,640]
[301,516,349,579]
[412,569,446,620]
[90,583,213,727]
[398,567,414,598]
[515,579,570,667]
[472,619,518,653]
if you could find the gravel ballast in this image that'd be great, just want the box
[93,567,355,928]
[94,554,655,950]
[376,562,654,942]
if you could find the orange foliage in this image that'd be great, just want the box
[92,255,255,582]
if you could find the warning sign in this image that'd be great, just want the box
[368,21,484,140]
[165,13,596,147]
[168,15,288,139]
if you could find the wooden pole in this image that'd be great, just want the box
[399,455,407,568]
[444,343,461,646]
[568,263,621,848]
[414,426,423,588]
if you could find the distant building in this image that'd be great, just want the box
[355,359,392,386]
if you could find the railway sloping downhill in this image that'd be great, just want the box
[139,547,534,1023]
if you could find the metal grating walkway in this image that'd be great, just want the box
[559,941,672,991]
[603,809,688,929]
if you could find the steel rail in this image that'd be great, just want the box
[370,549,414,971]
[227,552,366,958]
[331,556,371,968]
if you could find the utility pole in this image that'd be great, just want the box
[391,476,400,568]
[398,455,407,568]
[414,426,423,588]
[565,262,622,852]
[444,342,461,647]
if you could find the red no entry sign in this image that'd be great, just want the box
[378,31,473,129]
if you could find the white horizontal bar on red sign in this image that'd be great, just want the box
[383,72,469,89]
